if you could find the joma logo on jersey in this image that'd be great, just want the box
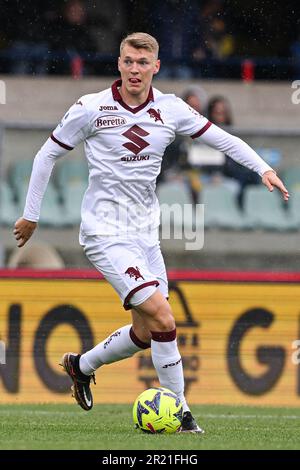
[99,105,118,111]
[187,105,200,116]
[122,125,150,155]
[95,115,126,128]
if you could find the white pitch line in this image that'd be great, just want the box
[0,410,299,420]
[201,413,300,420]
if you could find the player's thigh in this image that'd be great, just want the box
[81,234,159,309]
[145,242,168,300]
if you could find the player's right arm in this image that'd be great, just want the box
[14,218,37,248]
[13,99,91,248]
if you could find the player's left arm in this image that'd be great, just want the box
[197,123,289,201]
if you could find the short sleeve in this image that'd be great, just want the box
[51,99,91,150]
[174,97,212,138]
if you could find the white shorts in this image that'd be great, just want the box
[79,230,168,310]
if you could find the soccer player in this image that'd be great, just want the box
[14,32,289,433]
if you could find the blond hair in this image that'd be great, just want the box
[120,32,159,58]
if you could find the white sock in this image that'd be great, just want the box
[151,330,190,413]
[79,324,150,375]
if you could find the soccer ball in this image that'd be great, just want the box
[133,387,183,434]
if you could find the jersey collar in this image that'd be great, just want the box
[111,79,154,114]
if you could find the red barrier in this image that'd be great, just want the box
[1,269,300,283]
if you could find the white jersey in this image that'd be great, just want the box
[51,79,210,235]
[23,79,273,234]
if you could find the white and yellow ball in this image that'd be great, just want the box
[133,387,183,434]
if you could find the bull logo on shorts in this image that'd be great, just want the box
[125,266,145,281]
[147,108,164,124]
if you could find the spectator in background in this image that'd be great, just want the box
[48,0,98,75]
[85,0,125,56]
[207,95,260,206]
[179,85,210,203]
[147,0,201,79]
[204,17,235,61]
[192,0,235,78]
[181,85,208,115]
[84,0,126,76]
[207,95,232,126]
[158,85,209,205]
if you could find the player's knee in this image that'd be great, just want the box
[132,325,152,344]
[152,303,175,332]
[134,291,175,332]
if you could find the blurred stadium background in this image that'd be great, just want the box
[0,0,300,450]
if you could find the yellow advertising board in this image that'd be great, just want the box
[0,272,299,406]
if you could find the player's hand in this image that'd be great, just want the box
[262,170,290,202]
[13,218,37,248]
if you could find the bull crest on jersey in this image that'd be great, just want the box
[147,108,164,124]
[125,266,145,281]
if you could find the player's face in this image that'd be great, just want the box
[118,45,160,103]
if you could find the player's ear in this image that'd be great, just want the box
[118,57,121,72]
[153,59,160,75]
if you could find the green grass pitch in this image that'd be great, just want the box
[0,404,299,450]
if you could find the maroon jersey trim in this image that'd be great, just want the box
[51,133,74,151]
[111,79,154,114]
[191,121,212,139]
[123,280,159,310]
